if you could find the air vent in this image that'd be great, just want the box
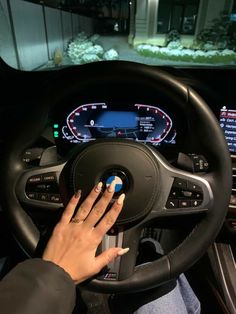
[230,168,236,207]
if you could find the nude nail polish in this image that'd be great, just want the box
[95,182,103,193]
[117,248,130,256]
[117,193,125,205]
[108,180,116,193]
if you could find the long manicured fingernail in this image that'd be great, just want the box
[108,180,116,193]
[74,189,81,198]
[118,248,130,256]
[117,193,125,205]
[95,182,103,193]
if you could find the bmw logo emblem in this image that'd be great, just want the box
[106,175,123,193]
[102,169,129,194]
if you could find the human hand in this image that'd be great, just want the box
[42,181,127,284]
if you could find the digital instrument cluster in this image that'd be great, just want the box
[52,102,178,152]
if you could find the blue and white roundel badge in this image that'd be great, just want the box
[106,176,123,192]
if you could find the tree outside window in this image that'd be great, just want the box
[157,0,199,35]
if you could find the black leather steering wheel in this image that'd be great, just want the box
[0,61,232,293]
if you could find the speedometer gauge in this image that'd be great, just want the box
[67,103,107,141]
[55,102,176,147]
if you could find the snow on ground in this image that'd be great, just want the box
[95,35,200,66]
[136,43,236,64]
[41,34,236,70]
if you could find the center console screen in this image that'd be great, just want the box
[220,106,236,153]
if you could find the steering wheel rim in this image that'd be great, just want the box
[0,61,232,293]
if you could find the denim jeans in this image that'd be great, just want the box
[134,273,201,314]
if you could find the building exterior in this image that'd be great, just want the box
[129,0,234,47]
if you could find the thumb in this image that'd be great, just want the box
[95,247,130,271]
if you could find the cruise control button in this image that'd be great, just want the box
[42,173,57,182]
[28,175,42,184]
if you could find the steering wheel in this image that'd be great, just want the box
[0,61,232,293]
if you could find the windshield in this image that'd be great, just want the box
[0,0,236,70]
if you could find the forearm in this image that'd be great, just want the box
[0,258,76,314]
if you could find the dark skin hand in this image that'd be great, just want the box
[43,180,128,284]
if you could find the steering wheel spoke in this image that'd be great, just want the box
[146,150,213,221]
[16,161,66,210]
[97,227,142,281]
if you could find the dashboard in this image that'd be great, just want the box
[50,99,236,157]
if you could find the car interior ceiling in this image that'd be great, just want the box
[1,1,236,313]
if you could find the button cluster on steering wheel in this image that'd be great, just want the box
[166,178,203,209]
[26,172,61,203]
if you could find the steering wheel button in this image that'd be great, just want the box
[193,192,203,200]
[38,193,49,201]
[42,173,57,182]
[28,175,42,184]
[191,200,202,207]
[169,189,179,198]
[49,194,61,203]
[179,200,191,208]
[26,192,37,200]
[35,184,47,191]
[187,182,202,192]
[173,178,187,189]
[181,191,193,198]
[230,195,236,205]
[166,199,178,209]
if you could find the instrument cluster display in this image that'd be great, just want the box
[52,102,177,150]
